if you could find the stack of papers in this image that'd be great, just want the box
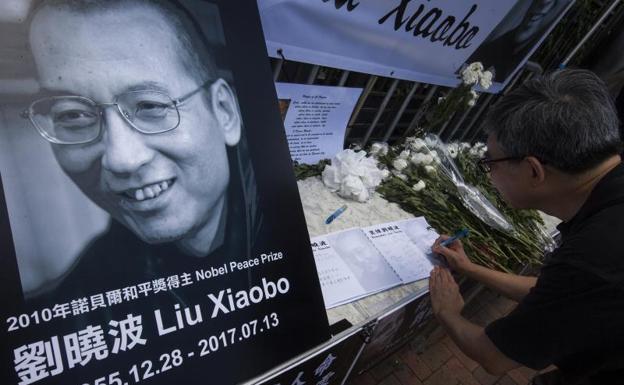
[312,217,442,309]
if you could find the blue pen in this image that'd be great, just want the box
[440,228,469,247]
[325,205,348,224]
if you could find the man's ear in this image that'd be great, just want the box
[209,78,241,146]
[526,156,546,186]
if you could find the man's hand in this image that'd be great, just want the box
[429,266,464,321]
[432,235,474,273]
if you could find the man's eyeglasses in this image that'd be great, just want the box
[21,81,211,145]
[477,156,524,173]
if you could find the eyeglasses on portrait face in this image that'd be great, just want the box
[21,81,213,145]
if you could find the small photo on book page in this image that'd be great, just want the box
[311,235,367,308]
[326,228,402,294]
[363,221,436,283]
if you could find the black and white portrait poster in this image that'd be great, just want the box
[466,0,575,93]
[0,1,330,384]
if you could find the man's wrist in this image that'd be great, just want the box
[435,308,463,326]
[459,260,481,276]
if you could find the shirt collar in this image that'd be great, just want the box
[557,160,624,236]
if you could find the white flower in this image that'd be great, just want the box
[321,164,341,191]
[342,175,369,202]
[468,90,479,107]
[461,62,483,86]
[406,137,426,151]
[392,170,408,181]
[430,150,441,164]
[447,143,459,158]
[399,150,411,160]
[437,96,446,104]
[412,180,426,192]
[411,153,434,165]
[460,142,471,151]
[424,165,436,174]
[321,149,387,202]
[469,143,486,157]
[424,136,438,148]
[393,158,409,171]
[467,62,484,73]
[462,70,479,86]
[381,169,391,180]
[479,70,493,89]
[410,153,425,165]
[370,142,389,157]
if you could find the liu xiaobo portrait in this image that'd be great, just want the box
[19,0,262,299]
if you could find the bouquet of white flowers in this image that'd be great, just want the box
[321,149,389,202]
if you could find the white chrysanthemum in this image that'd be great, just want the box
[437,96,446,104]
[414,153,434,165]
[462,62,485,86]
[430,150,441,164]
[393,158,409,171]
[406,137,426,151]
[460,142,471,151]
[381,168,391,180]
[448,143,459,158]
[479,70,493,89]
[412,180,426,192]
[370,142,389,157]
[469,143,486,157]
[424,165,436,174]
[392,170,408,181]
[410,153,427,165]
[468,90,479,107]
[424,136,438,148]
[467,62,484,72]
[462,70,479,86]
[399,150,411,160]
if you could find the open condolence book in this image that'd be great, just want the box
[311,217,443,308]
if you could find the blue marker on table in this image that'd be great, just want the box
[440,228,469,247]
[325,205,348,224]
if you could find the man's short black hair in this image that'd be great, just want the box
[484,69,622,173]
[31,0,218,85]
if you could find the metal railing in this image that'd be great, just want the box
[270,0,624,148]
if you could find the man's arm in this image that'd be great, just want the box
[462,263,536,302]
[429,267,521,375]
[432,236,536,302]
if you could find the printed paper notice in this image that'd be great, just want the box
[276,83,362,164]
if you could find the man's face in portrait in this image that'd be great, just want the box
[28,3,241,252]
[515,0,557,43]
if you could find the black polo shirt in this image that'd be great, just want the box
[485,161,624,384]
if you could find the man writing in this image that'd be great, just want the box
[22,0,261,300]
[429,69,624,384]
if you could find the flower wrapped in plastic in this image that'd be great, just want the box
[422,134,515,233]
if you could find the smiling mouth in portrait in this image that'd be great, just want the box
[116,178,177,212]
